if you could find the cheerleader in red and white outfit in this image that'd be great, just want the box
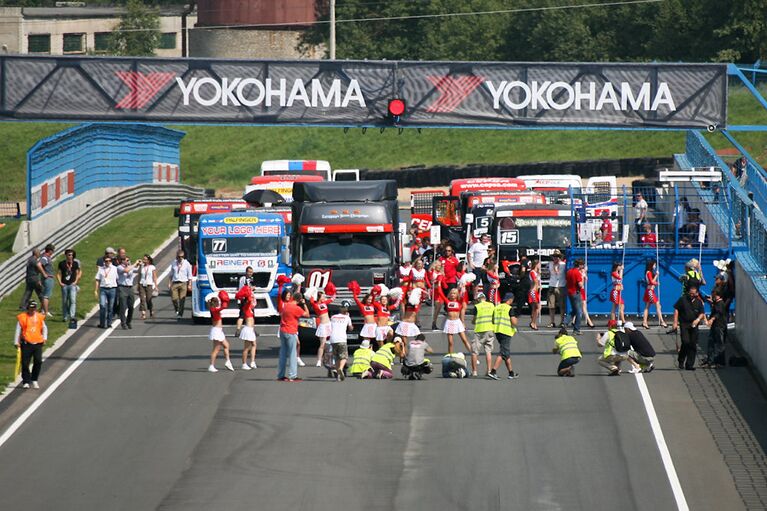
[308,287,334,367]
[429,259,448,330]
[374,291,400,346]
[443,287,471,353]
[396,287,422,343]
[234,284,258,370]
[642,260,667,329]
[207,290,234,372]
[609,262,626,323]
[457,272,475,324]
[350,281,378,345]
[528,259,541,330]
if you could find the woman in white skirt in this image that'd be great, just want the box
[207,291,234,372]
[308,287,334,366]
[396,287,422,343]
[234,284,258,370]
[352,285,378,346]
[374,294,399,347]
[443,287,471,353]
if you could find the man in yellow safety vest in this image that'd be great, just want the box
[471,292,495,377]
[552,327,581,377]
[488,293,519,380]
[370,337,404,379]
[350,339,375,379]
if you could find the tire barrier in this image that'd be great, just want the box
[0,184,205,300]
[360,157,673,188]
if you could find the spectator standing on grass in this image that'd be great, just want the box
[169,250,193,320]
[39,244,55,318]
[94,254,118,328]
[57,249,82,325]
[566,259,585,335]
[19,248,43,311]
[138,254,158,320]
[117,254,139,329]
[547,250,566,328]
[14,300,47,389]
[96,247,116,268]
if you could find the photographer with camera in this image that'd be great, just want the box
[277,284,310,382]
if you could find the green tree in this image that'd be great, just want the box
[108,0,160,57]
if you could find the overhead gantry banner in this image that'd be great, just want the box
[0,56,727,129]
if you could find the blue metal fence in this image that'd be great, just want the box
[26,123,185,220]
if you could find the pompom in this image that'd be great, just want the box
[408,287,423,306]
[377,284,390,297]
[459,272,476,285]
[347,280,361,296]
[324,281,337,297]
[292,273,305,285]
[388,287,403,300]
[277,274,292,286]
[304,286,319,301]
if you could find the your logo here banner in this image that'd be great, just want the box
[0,56,727,128]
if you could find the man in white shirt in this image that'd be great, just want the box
[329,307,353,381]
[117,255,140,329]
[547,250,567,327]
[468,233,491,271]
[94,255,119,328]
[635,192,648,243]
[169,250,193,319]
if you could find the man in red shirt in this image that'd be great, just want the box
[565,259,585,334]
[600,213,614,243]
[640,223,657,248]
[277,287,310,381]
[440,245,460,290]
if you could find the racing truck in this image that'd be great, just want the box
[491,203,573,306]
[191,212,291,322]
[291,180,402,349]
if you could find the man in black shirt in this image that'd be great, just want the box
[57,249,82,325]
[672,284,706,370]
[624,322,656,372]
[703,290,727,368]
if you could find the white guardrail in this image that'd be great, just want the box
[0,183,205,300]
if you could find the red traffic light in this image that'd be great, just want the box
[388,98,406,117]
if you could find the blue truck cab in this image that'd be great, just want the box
[192,212,290,321]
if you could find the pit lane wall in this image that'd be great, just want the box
[16,123,184,250]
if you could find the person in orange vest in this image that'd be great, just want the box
[14,300,48,389]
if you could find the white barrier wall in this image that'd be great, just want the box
[735,261,767,380]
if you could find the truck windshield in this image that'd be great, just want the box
[299,234,392,266]
[495,218,571,249]
[202,237,279,256]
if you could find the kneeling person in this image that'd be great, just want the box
[370,336,404,379]
[552,327,581,377]
[350,340,374,378]
[402,333,434,380]
[624,321,655,373]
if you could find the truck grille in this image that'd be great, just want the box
[332,286,372,305]
[212,271,271,290]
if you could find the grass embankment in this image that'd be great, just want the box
[0,220,21,264]
[0,85,764,202]
[0,207,177,388]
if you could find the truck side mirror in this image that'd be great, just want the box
[281,236,291,265]
[173,207,180,217]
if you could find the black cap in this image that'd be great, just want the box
[27,300,38,308]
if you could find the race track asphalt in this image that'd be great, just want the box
[0,247,751,511]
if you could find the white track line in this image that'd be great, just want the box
[0,266,170,449]
[634,373,689,510]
